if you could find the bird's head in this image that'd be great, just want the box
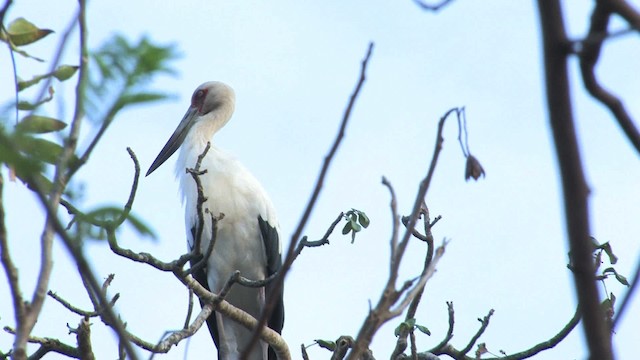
[146,81,236,176]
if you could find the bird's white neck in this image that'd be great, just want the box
[175,105,233,178]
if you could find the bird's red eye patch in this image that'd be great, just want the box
[191,88,208,110]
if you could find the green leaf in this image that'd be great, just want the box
[350,221,362,233]
[85,206,157,240]
[602,267,630,286]
[16,115,67,134]
[15,135,64,164]
[113,92,170,112]
[315,339,335,351]
[615,273,629,286]
[53,65,79,81]
[16,171,53,194]
[415,324,431,336]
[594,250,602,271]
[2,18,53,46]
[341,222,352,235]
[599,242,618,265]
[358,211,370,228]
[0,131,41,174]
[349,213,357,223]
[394,319,414,337]
[125,212,157,240]
[18,65,79,91]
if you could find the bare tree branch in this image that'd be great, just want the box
[579,0,640,154]
[4,327,79,360]
[536,2,612,359]
[458,309,494,356]
[244,42,375,359]
[349,106,462,359]
[10,4,90,358]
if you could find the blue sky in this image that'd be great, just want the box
[1,1,639,359]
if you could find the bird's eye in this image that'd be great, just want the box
[192,89,207,107]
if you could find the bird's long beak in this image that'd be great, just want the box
[146,107,199,176]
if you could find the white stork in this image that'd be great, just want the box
[146,81,284,360]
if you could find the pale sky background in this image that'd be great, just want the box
[1,1,639,359]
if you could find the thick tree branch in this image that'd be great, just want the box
[537,2,612,359]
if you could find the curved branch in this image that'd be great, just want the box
[579,0,640,154]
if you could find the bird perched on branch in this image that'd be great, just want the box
[146,81,284,360]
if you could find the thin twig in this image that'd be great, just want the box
[432,306,581,360]
[295,212,343,257]
[3,327,80,359]
[186,142,211,258]
[348,107,459,359]
[244,42,374,358]
[183,289,195,329]
[459,309,494,356]
[382,177,400,257]
[430,301,455,353]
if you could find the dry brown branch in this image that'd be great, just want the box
[537,2,613,359]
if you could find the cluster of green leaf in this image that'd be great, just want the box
[85,34,179,123]
[0,18,77,192]
[394,317,431,337]
[69,205,157,243]
[342,208,370,243]
[568,237,629,328]
[1,16,175,243]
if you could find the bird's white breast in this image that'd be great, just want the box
[177,137,279,290]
